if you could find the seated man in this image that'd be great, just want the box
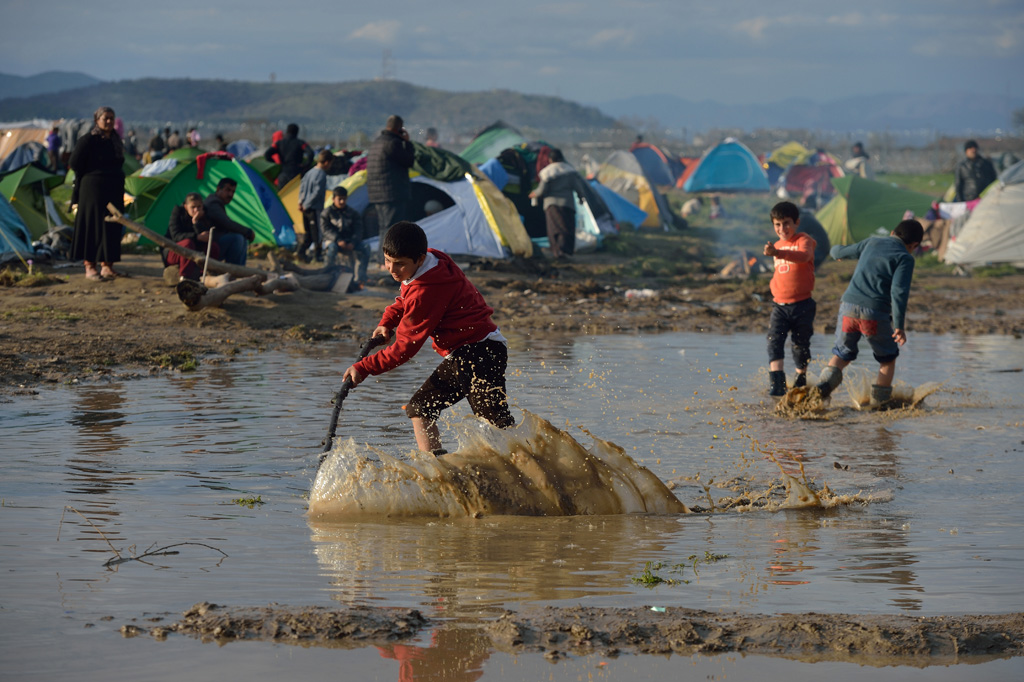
[321,186,370,291]
[165,193,220,281]
[203,178,256,266]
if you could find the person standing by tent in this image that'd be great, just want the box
[147,129,166,163]
[366,115,416,253]
[167,129,182,151]
[46,126,61,172]
[763,201,817,396]
[954,140,997,202]
[529,148,586,261]
[844,142,874,179]
[297,149,333,263]
[424,127,441,149]
[69,106,126,282]
[814,219,923,409]
[342,221,516,455]
[203,178,256,266]
[264,123,314,189]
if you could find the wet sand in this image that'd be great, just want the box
[123,602,1024,667]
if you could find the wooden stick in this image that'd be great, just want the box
[105,202,270,280]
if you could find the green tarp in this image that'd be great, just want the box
[413,143,473,182]
[816,175,934,246]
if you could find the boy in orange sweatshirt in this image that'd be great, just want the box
[343,221,515,454]
[763,201,817,396]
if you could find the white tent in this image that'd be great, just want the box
[944,160,1024,266]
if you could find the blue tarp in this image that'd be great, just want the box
[589,180,647,229]
[0,142,47,173]
[478,158,509,190]
[683,138,770,193]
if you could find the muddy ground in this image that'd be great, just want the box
[116,601,1024,667]
[2,248,1022,393]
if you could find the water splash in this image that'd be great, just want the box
[309,411,690,518]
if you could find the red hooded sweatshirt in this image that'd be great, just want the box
[354,249,498,376]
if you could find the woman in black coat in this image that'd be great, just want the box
[70,106,125,281]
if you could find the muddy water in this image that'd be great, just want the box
[1,332,1022,680]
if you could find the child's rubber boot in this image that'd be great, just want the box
[769,370,787,397]
[870,384,893,410]
[815,366,843,399]
[793,372,807,388]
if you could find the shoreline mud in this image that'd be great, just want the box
[120,602,1024,666]
[2,252,1022,393]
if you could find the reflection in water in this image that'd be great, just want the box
[310,514,690,616]
[377,627,490,682]
[65,387,132,550]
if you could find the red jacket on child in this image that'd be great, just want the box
[769,232,816,304]
[354,249,497,376]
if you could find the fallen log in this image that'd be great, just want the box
[105,203,272,280]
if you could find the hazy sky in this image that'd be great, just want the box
[3,0,1021,104]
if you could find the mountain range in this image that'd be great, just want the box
[1,72,1020,139]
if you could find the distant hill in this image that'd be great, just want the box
[0,78,625,140]
[597,92,1024,136]
[0,71,103,101]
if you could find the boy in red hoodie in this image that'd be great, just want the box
[763,201,817,396]
[343,222,515,454]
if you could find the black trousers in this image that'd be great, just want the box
[406,340,515,429]
[766,298,815,369]
[300,208,321,259]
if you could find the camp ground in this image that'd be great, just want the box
[0,162,71,238]
[683,137,771,194]
[944,160,1024,266]
[815,175,934,246]
[142,154,294,246]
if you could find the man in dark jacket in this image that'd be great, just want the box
[954,140,997,202]
[264,123,314,188]
[366,115,415,252]
[204,178,256,266]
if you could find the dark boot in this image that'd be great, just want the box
[769,370,787,397]
[816,366,843,399]
[870,384,893,410]
[793,372,807,388]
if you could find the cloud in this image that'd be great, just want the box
[349,20,400,44]
[735,17,771,40]
[584,28,636,48]
[827,12,863,26]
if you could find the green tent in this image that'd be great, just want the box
[0,164,71,238]
[142,156,293,245]
[816,175,934,246]
[246,157,281,185]
[460,121,529,165]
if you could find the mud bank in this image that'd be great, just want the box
[2,252,1022,393]
[123,602,1024,667]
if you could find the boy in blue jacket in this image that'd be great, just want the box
[815,219,923,408]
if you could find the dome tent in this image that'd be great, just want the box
[142,154,293,246]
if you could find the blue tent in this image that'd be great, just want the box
[589,180,647,229]
[0,193,33,265]
[683,138,770,193]
[0,142,47,173]
[226,139,257,159]
[631,144,683,188]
